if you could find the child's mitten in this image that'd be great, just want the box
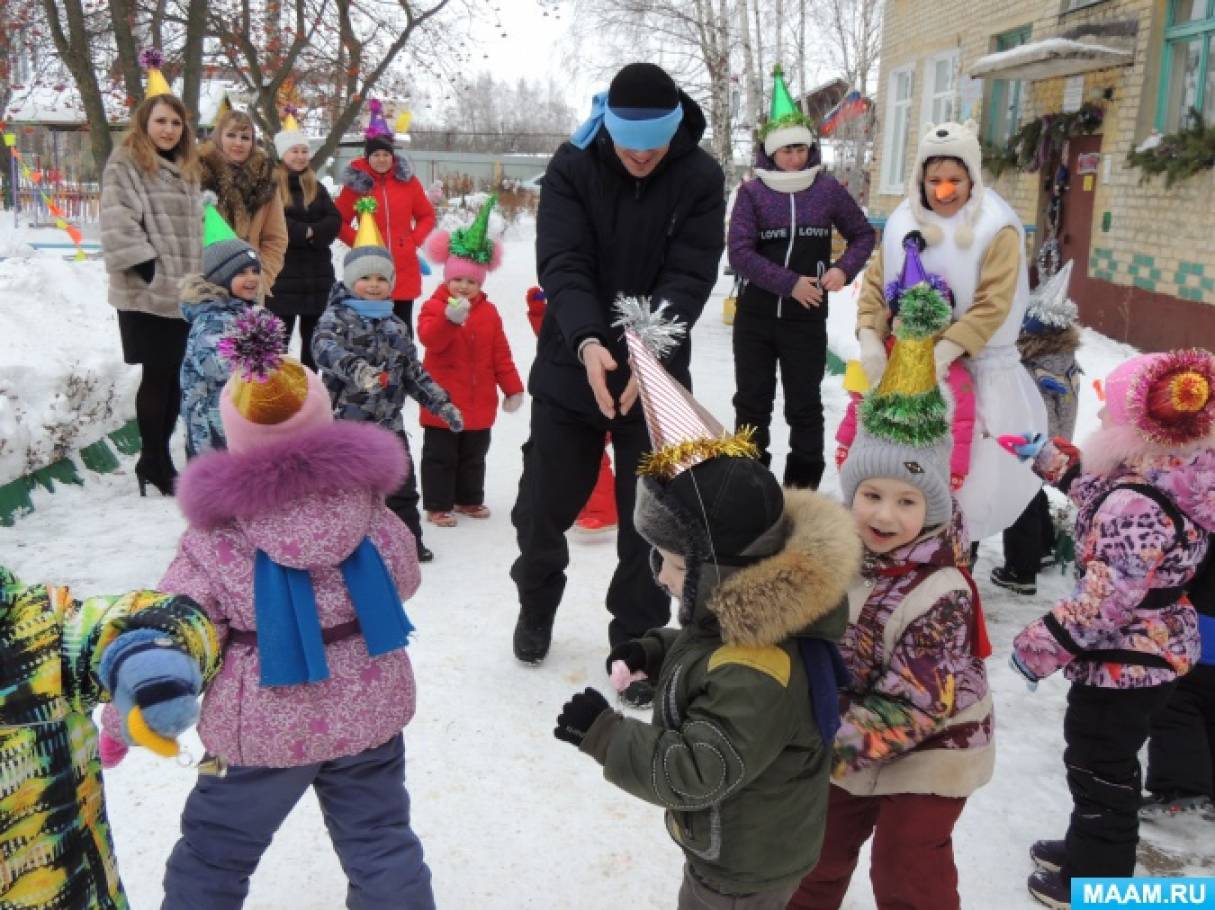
[502,393,524,414]
[858,329,887,387]
[554,687,611,747]
[101,630,203,747]
[354,361,387,392]
[445,297,471,325]
[950,473,965,492]
[1008,652,1040,692]
[933,338,966,381]
[437,401,465,432]
[997,432,1046,461]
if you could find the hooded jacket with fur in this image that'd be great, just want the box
[578,490,861,894]
[1013,433,1211,688]
[198,143,287,299]
[178,275,252,458]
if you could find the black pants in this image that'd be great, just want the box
[386,431,424,549]
[393,299,415,336]
[137,359,183,480]
[1061,682,1177,881]
[420,427,492,512]
[1146,664,1215,799]
[279,313,319,371]
[1002,489,1054,579]
[510,399,670,649]
[731,309,827,489]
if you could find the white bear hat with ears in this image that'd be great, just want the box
[908,120,986,249]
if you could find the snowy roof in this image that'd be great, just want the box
[969,37,1133,82]
[2,82,129,126]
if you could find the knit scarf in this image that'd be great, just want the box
[252,537,414,686]
[755,165,820,194]
[347,299,393,319]
[798,637,850,744]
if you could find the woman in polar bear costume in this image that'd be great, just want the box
[856,120,1047,543]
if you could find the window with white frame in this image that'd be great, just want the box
[880,65,915,195]
[922,50,960,130]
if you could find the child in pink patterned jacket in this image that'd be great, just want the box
[1006,348,1214,908]
[155,311,434,909]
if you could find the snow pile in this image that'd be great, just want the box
[0,236,135,483]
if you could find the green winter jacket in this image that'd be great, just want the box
[580,491,861,894]
[0,566,220,910]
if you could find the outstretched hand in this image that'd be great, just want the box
[583,342,623,419]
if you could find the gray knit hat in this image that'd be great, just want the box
[343,245,396,288]
[204,237,261,289]
[839,431,953,528]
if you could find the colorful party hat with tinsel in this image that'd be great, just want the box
[613,298,758,480]
[1023,261,1080,335]
[450,194,498,264]
[365,98,392,140]
[352,197,386,248]
[219,308,311,427]
[1104,348,1215,447]
[884,232,953,320]
[759,64,815,154]
[140,48,172,100]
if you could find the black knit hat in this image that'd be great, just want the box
[608,63,679,110]
[364,134,395,158]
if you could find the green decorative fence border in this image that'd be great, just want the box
[1090,248,1215,300]
[0,420,140,527]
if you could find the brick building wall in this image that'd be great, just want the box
[869,0,1215,351]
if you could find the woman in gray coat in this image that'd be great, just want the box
[101,93,201,495]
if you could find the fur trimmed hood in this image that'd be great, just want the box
[179,273,231,307]
[198,142,278,236]
[1017,324,1081,362]
[177,421,407,532]
[342,154,416,193]
[706,490,862,647]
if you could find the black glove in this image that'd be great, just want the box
[605,640,648,677]
[554,687,610,747]
[132,259,156,284]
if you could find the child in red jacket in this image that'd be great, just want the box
[419,196,524,526]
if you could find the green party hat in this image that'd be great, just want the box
[760,64,813,139]
[450,194,497,265]
[201,191,239,247]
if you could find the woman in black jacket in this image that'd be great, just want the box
[269,120,341,368]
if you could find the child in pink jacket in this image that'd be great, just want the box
[157,310,434,909]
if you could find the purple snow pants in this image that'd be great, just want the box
[162,732,434,909]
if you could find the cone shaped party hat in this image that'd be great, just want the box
[365,98,392,140]
[353,197,387,248]
[281,109,301,133]
[759,64,813,140]
[884,232,953,320]
[219,308,310,426]
[613,298,758,480]
[202,192,240,247]
[1024,260,1079,333]
[450,194,498,264]
[140,48,172,100]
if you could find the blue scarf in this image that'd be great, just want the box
[347,298,394,319]
[798,638,850,744]
[252,538,415,686]
[569,91,683,151]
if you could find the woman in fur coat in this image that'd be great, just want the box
[100,92,201,496]
[197,110,287,301]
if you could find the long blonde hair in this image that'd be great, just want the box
[213,109,257,147]
[275,158,319,208]
[121,94,199,179]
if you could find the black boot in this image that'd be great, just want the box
[513,608,555,665]
[783,453,825,490]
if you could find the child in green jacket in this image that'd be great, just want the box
[552,308,861,908]
[0,565,219,909]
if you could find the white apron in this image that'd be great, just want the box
[883,193,1047,541]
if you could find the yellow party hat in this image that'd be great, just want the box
[282,110,301,132]
[353,197,386,248]
[140,49,172,99]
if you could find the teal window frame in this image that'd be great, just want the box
[1155,0,1215,131]
[986,25,1033,145]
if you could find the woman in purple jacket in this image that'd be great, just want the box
[727,69,874,489]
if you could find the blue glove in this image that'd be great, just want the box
[1009,652,1039,692]
[1038,376,1069,395]
[101,629,203,744]
[996,432,1047,462]
[419,255,432,277]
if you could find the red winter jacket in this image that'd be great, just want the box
[336,156,436,301]
[417,285,525,431]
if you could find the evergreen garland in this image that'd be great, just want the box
[1126,112,1215,188]
[981,103,1105,178]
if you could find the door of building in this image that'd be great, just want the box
[1058,134,1103,319]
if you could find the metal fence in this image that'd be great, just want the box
[13,181,102,224]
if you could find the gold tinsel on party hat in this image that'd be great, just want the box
[219,308,309,425]
[352,197,386,248]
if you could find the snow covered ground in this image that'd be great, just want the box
[2,218,1211,908]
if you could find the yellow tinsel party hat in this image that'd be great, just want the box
[139,49,172,100]
[352,197,386,248]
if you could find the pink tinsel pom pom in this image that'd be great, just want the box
[139,47,163,70]
[99,729,129,769]
[424,229,453,264]
[218,308,287,381]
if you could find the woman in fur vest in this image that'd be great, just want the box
[100,87,201,497]
[335,99,436,332]
[197,110,288,302]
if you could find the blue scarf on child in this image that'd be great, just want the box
[252,537,414,686]
[347,299,394,319]
[798,637,850,744]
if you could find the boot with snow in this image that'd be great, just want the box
[991,565,1037,596]
[1139,792,1215,821]
[1027,868,1070,909]
[513,608,555,666]
[1030,840,1066,874]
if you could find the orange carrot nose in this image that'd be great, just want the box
[934,180,958,201]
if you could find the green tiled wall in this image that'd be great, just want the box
[1089,249,1215,302]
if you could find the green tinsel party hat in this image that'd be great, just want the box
[202,191,239,247]
[759,64,814,146]
[450,194,498,265]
